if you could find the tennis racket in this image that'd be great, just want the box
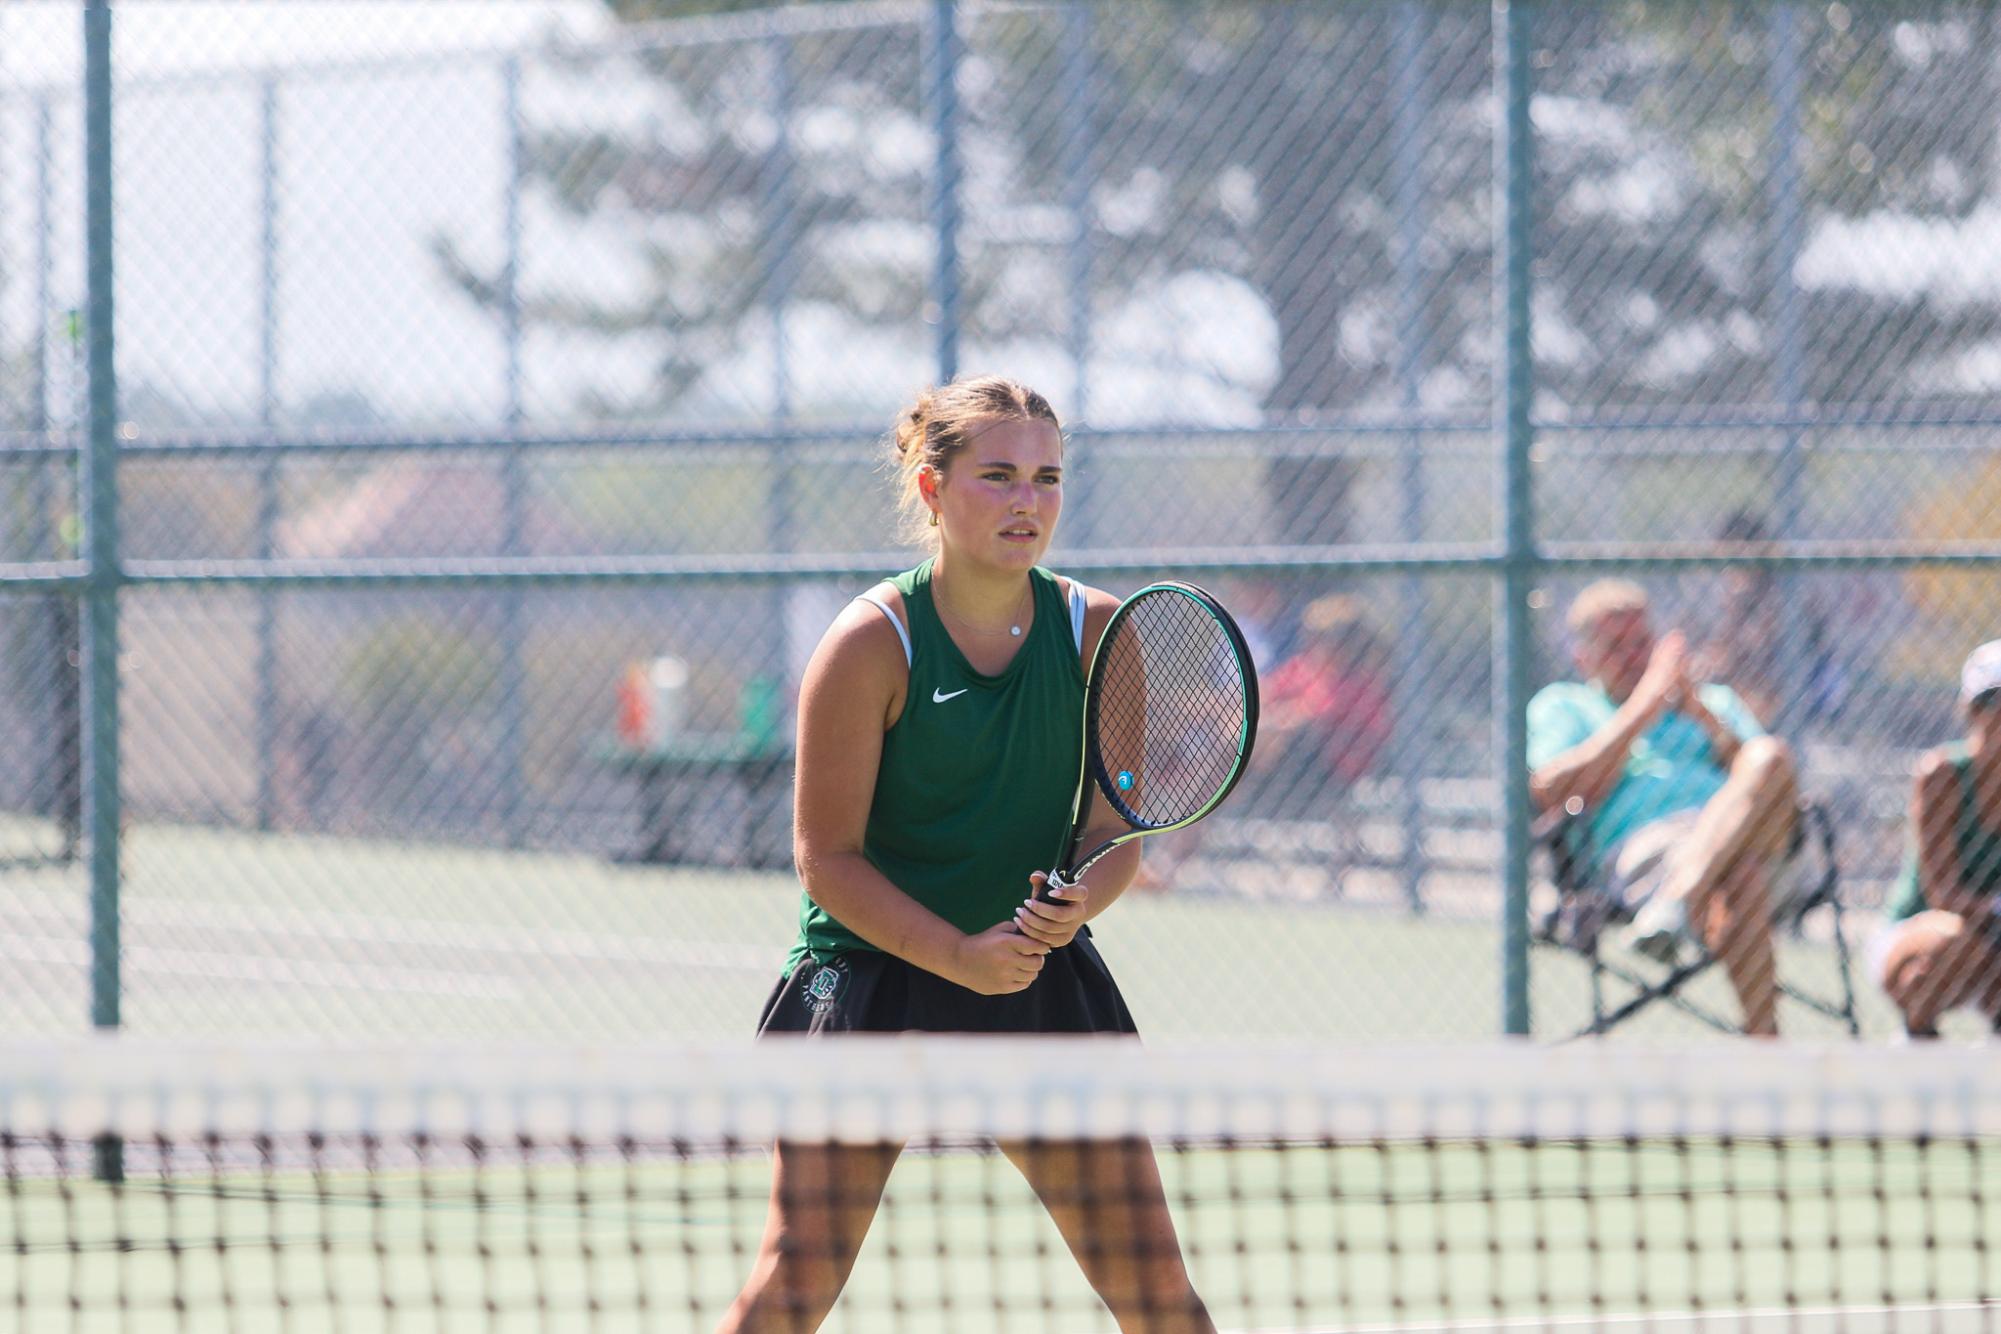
[1043,581,1260,897]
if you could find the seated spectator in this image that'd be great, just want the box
[1133,593,1388,893]
[1257,594,1392,817]
[1528,580,1799,1037]
[1871,640,2001,1039]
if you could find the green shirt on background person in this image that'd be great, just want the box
[1885,741,2001,923]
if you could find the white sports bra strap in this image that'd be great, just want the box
[856,592,913,667]
[863,581,1078,666]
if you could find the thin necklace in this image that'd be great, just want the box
[936,580,1033,638]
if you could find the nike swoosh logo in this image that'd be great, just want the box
[932,687,969,703]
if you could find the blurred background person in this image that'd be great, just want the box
[1871,640,2001,1039]
[1529,580,1791,1036]
[1260,593,1392,802]
[1135,593,1389,895]
[1697,507,1845,731]
[1697,508,1784,729]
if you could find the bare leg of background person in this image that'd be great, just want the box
[1660,737,1798,928]
[1701,858,1779,1037]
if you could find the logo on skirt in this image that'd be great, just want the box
[803,963,845,1012]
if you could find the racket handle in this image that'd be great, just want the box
[1039,869,1074,903]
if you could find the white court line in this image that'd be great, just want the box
[0,883,775,972]
[1256,1300,2000,1333]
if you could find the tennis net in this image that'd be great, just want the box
[4,1036,1998,1332]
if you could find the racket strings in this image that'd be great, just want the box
[1093,596,1254,829]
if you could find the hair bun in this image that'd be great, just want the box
[893,396,933,457]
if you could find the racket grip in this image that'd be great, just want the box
[1039,869,1074,903]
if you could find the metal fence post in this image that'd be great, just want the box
[1392,1,1431,915]
[256,76,280,831]
[32,95,53,447]
[1768,4,1810,739]
[31,94,59,839]
[767,37,796,423]
[83,0,124,1180]
[500,56,528,848]
[1063,0,1097,547]
[1064,0,1094,424]
[1494,0,1536,1037]
[764,33,799,812]
[929,0,962,382]
[31,94,83,868]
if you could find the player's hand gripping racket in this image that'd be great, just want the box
[1043,581,1260,899]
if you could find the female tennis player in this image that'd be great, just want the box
[718,375,1214,1333]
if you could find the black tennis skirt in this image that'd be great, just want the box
[756,929,1139,1037]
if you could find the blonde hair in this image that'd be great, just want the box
[1302,593,1369,639]
[1302,593,1382,664]
[886,375,1061,545]
[1566,579,1649,639]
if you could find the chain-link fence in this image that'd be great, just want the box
[2,0,1998,1044]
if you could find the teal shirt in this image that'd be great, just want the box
[1527,680,1765,867]
[786,562,1085,972]
[1886,742,2001,923]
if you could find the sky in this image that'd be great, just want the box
[1,2,634,427]
[1,3,610,86]
[0,0,1282,430]
[3,2,1996,428]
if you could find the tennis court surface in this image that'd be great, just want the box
[5,1038,1997,1332]
[0,819,1903,1045]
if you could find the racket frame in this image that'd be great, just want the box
[1047,580,1260,892]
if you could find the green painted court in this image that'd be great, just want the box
[0,819,1914,1045]
[8,820,1990,1331]
[16,1132,2000,1332]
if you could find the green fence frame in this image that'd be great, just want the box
[21,0,2001,1071]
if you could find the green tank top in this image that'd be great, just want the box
[786,561,1086,971]
[1886,742,2001,922]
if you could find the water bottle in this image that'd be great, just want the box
[739,675,781,752]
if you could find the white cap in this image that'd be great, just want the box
[1961,640,2001,705]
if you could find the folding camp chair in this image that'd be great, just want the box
[1531,798,1860,1039]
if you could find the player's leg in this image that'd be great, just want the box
[998,1136,1215,1334]
[717,1139,903,1334]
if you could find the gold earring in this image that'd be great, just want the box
[929,511,939,527]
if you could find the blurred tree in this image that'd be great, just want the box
[438,0,2001,550]
[1535,2,2001,408]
